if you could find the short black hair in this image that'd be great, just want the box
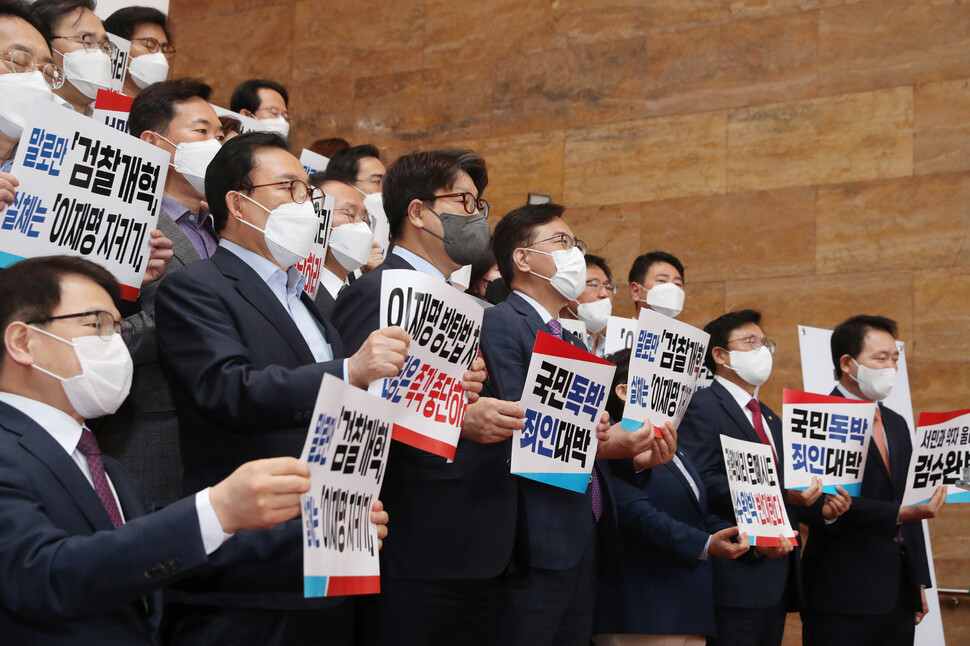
[628,251,685,285]
[128,78,212,138]
[830,315,898,379]
[230,78,289,114]
[206,131,289,233]
[493,203,565,286]
[325,144,382,184]
[585,253,612,282]
[382,149,488,241]
[702,309,762,373]
[102,5,169,42]
[0,255,120,366]
[604,348,631,422]
[27,0,94,47]
[0,0,50,43]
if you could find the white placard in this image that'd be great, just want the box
[603,315,637,355]
[782,389,874,496]
[91,89,132,134]
[902,410,970,506]
[210,104,270,135]
[0,97,168,301]
[300,373,392,597]
[720,434,799,546]
[105,33,131,94]
[620,308,709,435]
[377,270,483,459]
[559,317,592,352]
[300,148,330,176]
[295,194,334,300]
[512,331,615,492]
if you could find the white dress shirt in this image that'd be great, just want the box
[714,375,778,457]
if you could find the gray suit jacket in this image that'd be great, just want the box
[97,207,202,507]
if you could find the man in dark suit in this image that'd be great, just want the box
[801,315,944,646]
[308,172,373,318]
[0,254,319,644]
[481,203,671,645]
[97,78,224,507]
[154,132,405,645]
[332,149,530,645]
[679,309,850,646]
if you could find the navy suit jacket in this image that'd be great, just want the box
[332,253,517,579]
[0,401,208,644]
[800,390,931,615]
[155,246,346,608]
[678,379,803,610]
[480,292,620,573]
[596,452,730,636]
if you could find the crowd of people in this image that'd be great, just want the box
[0,1,950,645]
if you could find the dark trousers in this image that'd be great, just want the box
[708,598,787,646]
[359,577,502,646]
[802,583,916,646]
[161,601,353,646]
[495,530,599,646]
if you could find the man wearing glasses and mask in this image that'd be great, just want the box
[559,254,616,357]
[230,78,291,139]
[29,0,116,114]
[103,6,174,98]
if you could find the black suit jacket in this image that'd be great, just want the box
[0,401,208,644]
[479,292,621,574]
[155,246,346,608]
[800,390,931,615]
[678,379,804,610]
[332,253,517,580]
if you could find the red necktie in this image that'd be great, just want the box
[746,398,777,464]
[872,407,891,475]
[76,428,124,529]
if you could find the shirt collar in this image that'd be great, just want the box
[715,374,759,408]
[219,238,306,296]
[835,383,863,401]
[162,195,214,227]
[319,266,346,300]
[391,246,446,282]
[0,392,83,455]
[513,290,555,324]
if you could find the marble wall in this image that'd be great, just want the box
[169,0,970,641]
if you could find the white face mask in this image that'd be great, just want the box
[29,327,133,419]
[128,52,169,89]
[644,282,685,318]
[155,134,221,195]
[57,48,113,99]
[528,247,587,301]
[576,298,611,334]
[260,115,289,138]
[329,221,374,272]
[850,358,896,401]
[238,193,319,267]
[363,192,390,252]
[725,346,773,387]
[0,71,66,139]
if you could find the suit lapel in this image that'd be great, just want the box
[301,291,343,358]
[711,380,761,444]
[882,404,910,499]
[157,208,202,269]
[669,455,705,513]
[508,292,551,340]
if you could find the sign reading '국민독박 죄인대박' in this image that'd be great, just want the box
[512,331,616,493]
[0,97,168,301]
[300,373,394,598]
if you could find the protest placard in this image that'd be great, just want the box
[105,33,130,94]
[0,97,168,301]
[559,317,592,352]
[603,315,637,355]
[92,89,133,134]
[300,373,394,597]
[300,148,329,176]
[512,331,615,493]
[376,270,483,459]
[210,104,269,135]
[720,435,799,547]
[782,389,875,496]
[902,409,970,506]
[295,193,334,300]
[620,308,709,436]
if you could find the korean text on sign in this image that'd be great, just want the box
[296,194,334,299]
[902,409,970,506]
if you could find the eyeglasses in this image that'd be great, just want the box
[249,179,319,204]
[53,34,118,57]
[254,106,290,121]
[425,192,489,217]
[0,50,65,89]
[530,232,587,255]
[727,335,776,354]
[355,176,384,188]
[333,207,374,229]
[130,37,176,59]
[27,310,127,341]
[586,278,616,294]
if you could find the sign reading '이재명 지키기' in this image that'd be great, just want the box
[720,434,799,547]
[0,96,168,301]
[782,389,875,496]
[902,409,970,506]
[300,373,394,598]
[512,331,616,493]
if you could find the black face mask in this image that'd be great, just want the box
[483,277,510,305]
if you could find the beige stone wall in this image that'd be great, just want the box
[169,0,970,641]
